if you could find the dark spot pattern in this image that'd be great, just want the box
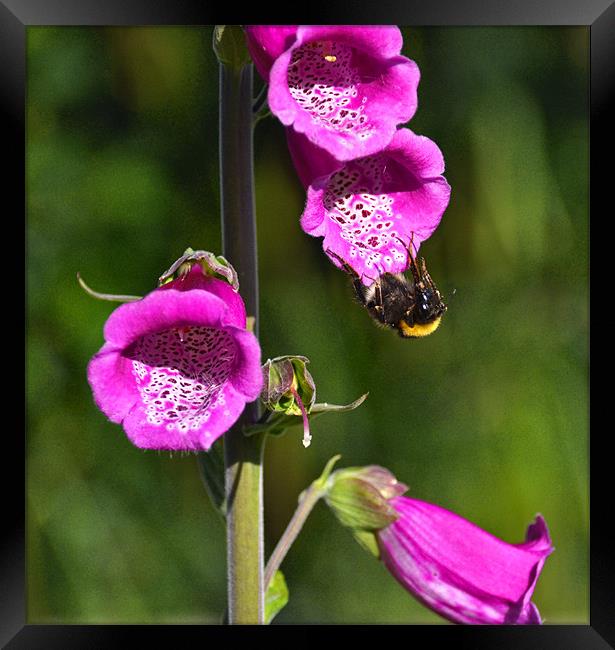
[288,41,373,140]
[323,155,407,271]
[127,327,236,434]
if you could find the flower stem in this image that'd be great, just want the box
[264,481,324,589]
[264,455,341,588]
[219,57,264,624]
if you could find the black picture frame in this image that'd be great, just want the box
[9,1,608,645]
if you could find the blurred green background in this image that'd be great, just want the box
[26,26,588,624]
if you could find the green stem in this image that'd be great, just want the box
[264,455,341,588]
[219,59,264,624]
[264,481,324,589]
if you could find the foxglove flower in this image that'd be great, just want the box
[248,25,420,161]
[87,265,263,451]
[300,128,451,284]
[325,466,553,625]
[378,497,553,624]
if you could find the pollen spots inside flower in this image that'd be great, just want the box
[126,326,236,434]
[288,41,373,138]
[323,155,407,272]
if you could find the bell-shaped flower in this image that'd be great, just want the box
[249,25,420,162]
[324,466,553,624]
[300,127,451,284]
[87,265,263,451]
[378,497,554,624]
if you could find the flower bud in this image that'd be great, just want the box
[158,248,239,291]
[325,465,408,532]
[213,25,251,70]
[261,355,316,448]
[261,355,316,416]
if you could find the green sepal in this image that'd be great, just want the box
[265,570,289,624]
[311,454,342,492]
[196,439,226,518]
[213,25,251,70]
[158,248,239,291]
[310,392,369,414]
[352,530,381,559]
[244,393,368,438]
[331,465,408,500]
[325,476,399,531]
[77,272,142,303]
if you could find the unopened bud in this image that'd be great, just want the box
[261,356,316,448]
[325,465,408,532]
[213,25,251,69]
[261,355,316,416]
[159,248,239,290]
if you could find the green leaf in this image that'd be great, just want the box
[265,570,289,624]
[196,439,226,518]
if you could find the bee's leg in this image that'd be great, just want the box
[325,248,370,307]
[358,271,384,322]
[325,248,360,279]
[373,279,385,320]
[404,303,416,326]
[370,264,387,320]
[393,233,419,260]
[394,233,422,283]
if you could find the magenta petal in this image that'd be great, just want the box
[158,265,247,328]
[245,25,298,80]
[227,326,265,400]
[87,342,138,423]
[268,26,420,161]
[286,128,343,190]
[103,289,228,349]
[378,497,553,625]
[301,128,451,284]
[297,25,404,60]
[123,381,247,451]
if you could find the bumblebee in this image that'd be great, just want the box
[327,242,447,338]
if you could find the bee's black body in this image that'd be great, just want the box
[327,245,447,338]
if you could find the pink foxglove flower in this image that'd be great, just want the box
[87,265,263,451]
[249,25,420,162]
[378,497,553,624]
[300,128,451,284]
